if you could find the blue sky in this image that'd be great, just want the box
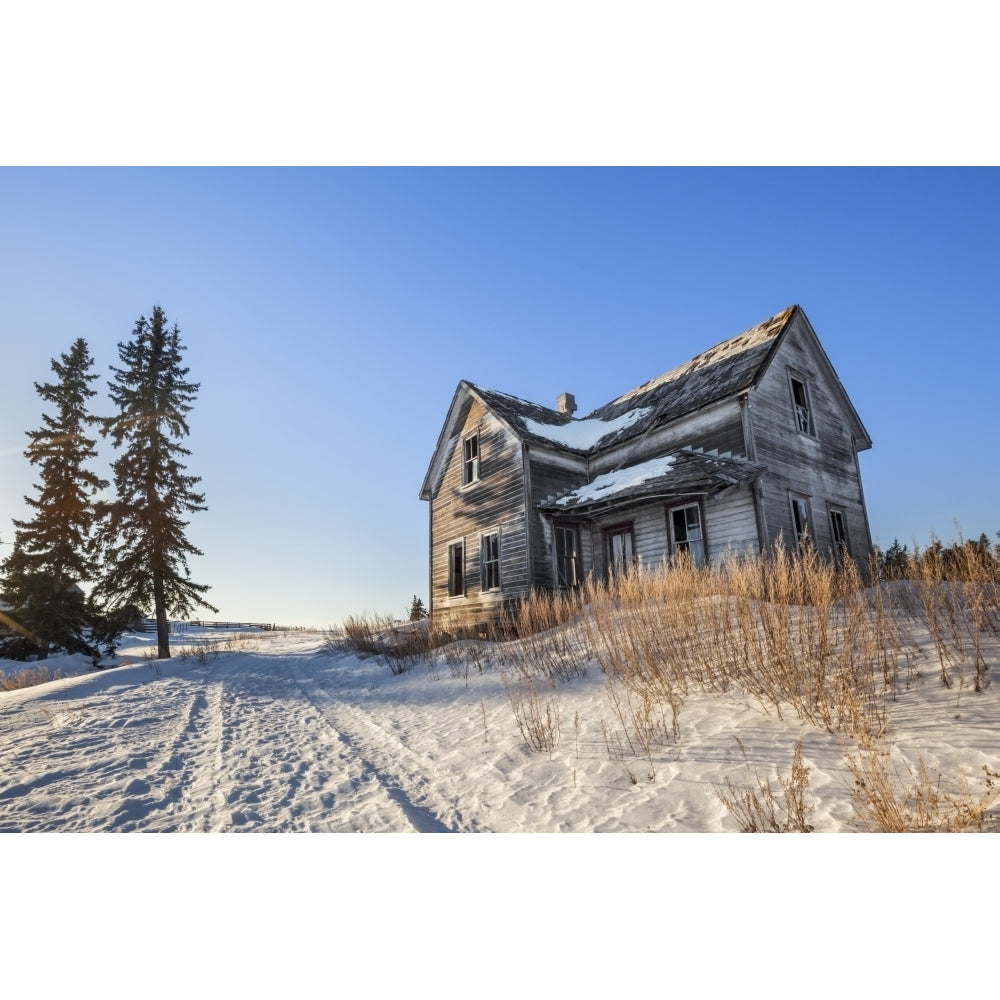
[1,168,998,626]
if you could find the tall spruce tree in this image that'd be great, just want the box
[0,339,108,660]
[95,306,217,658]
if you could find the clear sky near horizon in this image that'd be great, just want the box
[2,167,998,626]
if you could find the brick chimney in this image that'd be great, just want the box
[557,392,577,415]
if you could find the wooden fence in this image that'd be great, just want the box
[139,620,295,634]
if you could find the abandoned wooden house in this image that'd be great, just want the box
[419,305,873,631]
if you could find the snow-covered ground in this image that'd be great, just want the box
[2,623,998,833]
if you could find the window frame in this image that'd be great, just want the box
[667,500,707,566]
[605,522,636,578]
[554,522,582,590]
[828,504,850,566]
[447,539,465,598]
[480,529,501,593]
[789,492,814,551]
[462,432,480,486]
[788,372,817,438]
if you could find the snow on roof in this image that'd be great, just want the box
[523,407,652,451]
[550,455,676,508]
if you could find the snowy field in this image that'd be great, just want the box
[2,623,999,833]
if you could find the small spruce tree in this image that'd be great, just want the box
[408,595,428,621]
[0,339,109,660]
[879,539,911,580]
[94,306,217,659]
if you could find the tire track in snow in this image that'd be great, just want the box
[2,646,461,831]
[208,663,335,830]
[107,681,222,830]
[0,671,223,831]
[287,657,459,832]
[192,656,413,831]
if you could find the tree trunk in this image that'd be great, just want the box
[154,572,170,659]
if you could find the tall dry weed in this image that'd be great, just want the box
[716,738,814,832]
[501,668,561,757]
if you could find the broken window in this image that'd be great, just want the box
[462,433,480,485]
[789,494,813,551]
[670,502,706,566]
[789,376,816,436]
[448,541,465,596]
[481,531,500,591]
[555,523,580,589]
[829,507,849,566]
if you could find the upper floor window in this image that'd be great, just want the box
[481,531,500,591]
[462,433,480,485]
[669,502,706,566]
[789,376,816,437]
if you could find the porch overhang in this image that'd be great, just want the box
[537,448,765,519]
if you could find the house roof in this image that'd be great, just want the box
[420,304,870,500]
[473,306,796,456]
[584,305,794,445]
[537,448,765,515]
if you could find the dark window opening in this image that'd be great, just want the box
[670,503,706,566]
[790,377,816,436]
[790,495,813,551]
[555,524,580,589]
[448,541,464,596]
[481,532,500,591]
[830,508,849,566]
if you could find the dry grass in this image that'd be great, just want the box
[335,538,998,823]
[715,739,814,832]
[577,547,902,749]
[502,544,997,806]
[501,668,561,758]
[845,748,1000,832]
[905,536,1000,692]
[579,543,997,746]
[335,615,443,675]
[336,596,592,683]
[0,664,65,691]
[174,630,262,665]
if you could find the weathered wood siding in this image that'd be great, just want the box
[584,488,759,577]
[747,314,872,564]
[703,488,761,562]
[429,398,529,631]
